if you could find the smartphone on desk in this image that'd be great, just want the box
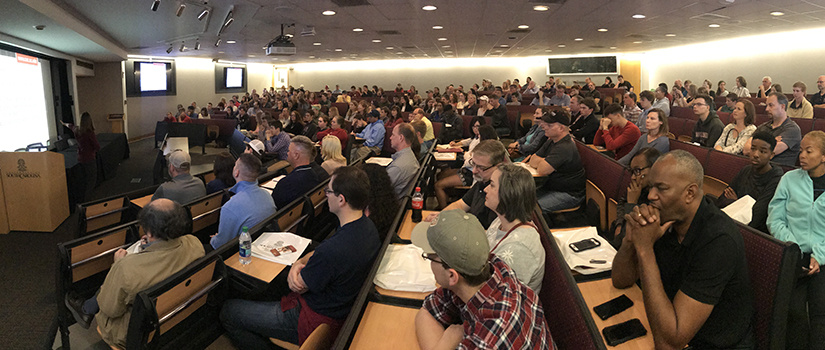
[569,238,601,252]
[603,318,647,346]
[593,294,633,320]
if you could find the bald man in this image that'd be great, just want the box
[211,153,276,249]
[612,150,754,349]
[811,75,825,108]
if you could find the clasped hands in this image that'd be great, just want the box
[623,204,674,251]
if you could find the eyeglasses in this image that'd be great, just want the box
[630,166,650,176]
[469,159,495,172]
[422,253,449,267]
[693,103,708,107]
[323,187,335,195]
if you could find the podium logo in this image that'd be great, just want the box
[6,159,40,179]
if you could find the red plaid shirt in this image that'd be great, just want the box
[422,256,554,349]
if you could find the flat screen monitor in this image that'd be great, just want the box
[548,56,618,75]
[139,62,169,92]
[225,67,244,88]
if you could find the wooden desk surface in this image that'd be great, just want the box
[578,278,654,350]
[350,302,421,350]
[224,252,287,283]
[588,144,608,152]
[375,286,430,301]
[397,210,438,241]
[130,194,152,208]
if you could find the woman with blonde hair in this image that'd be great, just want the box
[320,135,347,175]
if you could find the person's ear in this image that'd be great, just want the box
[446,268,461,287]
[685,183,699,203]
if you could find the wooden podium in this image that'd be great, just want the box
[0,152,69,233]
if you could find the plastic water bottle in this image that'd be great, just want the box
[239,226,252,265]
[411,187,424,223]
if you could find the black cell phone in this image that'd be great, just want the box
[798,252,813,278]
[602,318,647,346]
[569,238,601,252]
[593,294,634,320]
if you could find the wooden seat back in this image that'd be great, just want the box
[81,196,131,234]
[186,191,225,233]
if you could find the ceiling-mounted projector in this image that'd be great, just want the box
[266,23,296,56]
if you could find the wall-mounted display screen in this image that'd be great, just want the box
[226,67,244,88]
[139,62,168,91]
[548,56,618,75]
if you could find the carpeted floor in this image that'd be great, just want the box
[0,137,228,349]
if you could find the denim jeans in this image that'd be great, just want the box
[537,189,583,213]
[220,299,301,350]
[787,270,825,350]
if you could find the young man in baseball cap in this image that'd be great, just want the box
[411,209,554,349]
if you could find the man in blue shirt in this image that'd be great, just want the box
[221,166,381,348]
[272,136,329,209]
[210,153,276,249]
[350,110,385,162]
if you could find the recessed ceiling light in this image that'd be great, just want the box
[422,5,437,11]
[708,23,720,28]
[445,50,453,53]
[770,11,784,16]
[494,49,502,53]
[396,52,403,54]
[633,41,642,44]
[632,14,646,19]
[533,5,549,11]
[334,48,343,52]
[609,47,617,49]
[574,38,583,41]
[322,10,335,16]
[597,28,608,32]
[226,40,236,44]
[272,58,278,60]
[218,51,225,53]
[518,25,529,29]
[432,25,443,30]
[372,39,382,43]
[500,44,509,48]
[313,42,321,46]
[665,33,676,37]
[386,46,394,50]
[545,49,553,52]
[309,55,315,58]
[353,28,363,32]
[558,44,566,48]
[438,37,447,41]
[248,55,255,57]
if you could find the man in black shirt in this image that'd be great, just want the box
[811,75,825,108]
[569,96,600,144]
[484,93,510,137]
[613,150,754,349]
[438,140,507,229]
[617,75,634,92]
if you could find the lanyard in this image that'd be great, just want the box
[491,221,536,252]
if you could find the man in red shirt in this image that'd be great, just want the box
[412,209,554,349]
[594,103,641,160]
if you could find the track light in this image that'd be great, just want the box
[151,0,160,11]
[215,38,221,47]
[223,16,233,28]
[179,42,185,52]
[197,9,209,20]
[194,40,201,50]
[219,6,234,35]
[176,3,186,17]
[166,45,173,54]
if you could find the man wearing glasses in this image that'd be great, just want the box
[438,140,508,229]
[412,210,554,349]
[221,166,381,348]
[690,94,724,147]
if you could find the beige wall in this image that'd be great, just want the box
[76,62,123,133]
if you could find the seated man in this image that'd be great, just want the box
[524,110,586,213]
[66,199,205,348]
[690,94,724,147]
[386,123,420,199]
[272,136,330,209]
[412,108,436,153]
[594,103,641,160]
[484,93,510,137]
[259,118,291,161]
[439,140,508,229]
[612,150,755,349]
[350,110,386,162]
[743,92,802,167]
[547,84,571,107]
[412,210,554,349]
[569,96,599,144]
[221,166,381,348]
[715,130,783,233]
[152,150,206,205]
[210,154,276,249]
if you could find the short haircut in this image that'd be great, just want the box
[647,108,669,136]
[604,103,623,117]
[411,120,427,138]
[695,94,714,110]
[618,75,624,79]
[737,76,747,87]
[657,84,668,94]
[633,147,661,168]
[738,99,756,125]
[494,163,536,223]
[639,90,654,102]
[138,199,191,241]
[580,97,597,111]
[726,93,739,101]
[804,130,825,154]
[793,81,807,94]
[270,119,283,130]
[290,135,316,159]
[625,91,637,103]
[473,139,509,165]
[330,166,370,210]
[397,123,420,154]
[770,92,789,109]
[658,150,703,189]
[478,125,498,141]
[334,116,345,126]
[751,130,777,151]
[237,153,262,179]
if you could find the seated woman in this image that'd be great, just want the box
[360,163,400,241]
[618,108,669,166]
[483,163,545,292]
[600,76,615,88]
[283,111,304,136]
[714,99,757,155]
[206,152,236,203]
[198,107,210,119]
[320,135,347,175]
[767,130,825,349]
[313,115,330,142]
[507,107,547,161]
[611,147,661,245]
[434,118,495,209]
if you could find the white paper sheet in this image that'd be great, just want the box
[365,157,393,166]
[250,232,312,265]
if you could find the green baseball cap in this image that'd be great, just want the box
[411,209,490,276]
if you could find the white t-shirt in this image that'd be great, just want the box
[485,217,545,293]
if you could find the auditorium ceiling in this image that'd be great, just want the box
[2,0,825,63]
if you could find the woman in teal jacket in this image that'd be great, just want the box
[767,130,825,349]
